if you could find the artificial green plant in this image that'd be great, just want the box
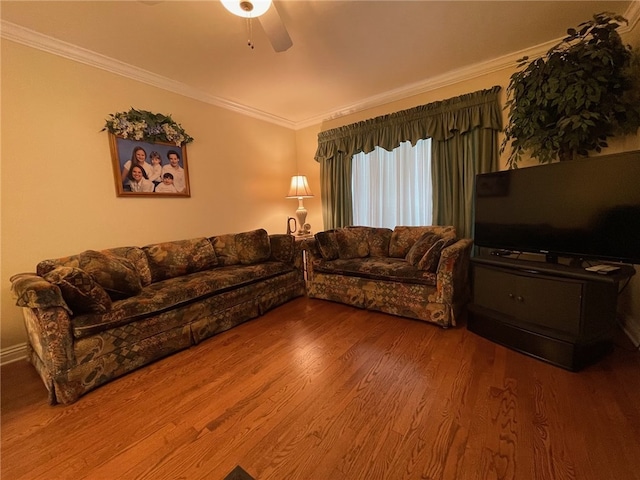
[502,12,640,168]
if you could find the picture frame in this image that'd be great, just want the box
[108,133,191,197]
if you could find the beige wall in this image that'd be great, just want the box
[293,124,322,233]
[1,40,299,350]
[3,21,640,353]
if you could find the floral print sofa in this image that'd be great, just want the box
[10,229,305,405]
[303,226,473,328]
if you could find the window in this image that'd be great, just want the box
[352,138,432,229]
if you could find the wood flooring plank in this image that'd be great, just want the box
[244,312,396,478]
[133,306,387,479]
[558,365,639,480]
[2,298,639,480]
[82,422,199,480]
[453,334,499,479]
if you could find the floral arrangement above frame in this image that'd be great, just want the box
[103,109,193,197]
[103,108,194,146]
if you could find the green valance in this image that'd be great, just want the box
[315,86,502,162]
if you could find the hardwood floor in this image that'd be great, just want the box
[2,297,639,480]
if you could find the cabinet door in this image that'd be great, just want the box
[473,266,519,317]
[473,265,583,336]
[516,275,582,336]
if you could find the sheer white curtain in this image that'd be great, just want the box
[352,138,432,229]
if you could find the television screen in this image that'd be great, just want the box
[474,151,640,264]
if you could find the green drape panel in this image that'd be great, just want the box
[315,86,502,231]
[319,151,353,229]
[432,128,499,238]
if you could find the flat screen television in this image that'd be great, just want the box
[474,151,640,265]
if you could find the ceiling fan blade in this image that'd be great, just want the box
[258,2,292,52]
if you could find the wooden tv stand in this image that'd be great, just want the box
[467,255,635,371]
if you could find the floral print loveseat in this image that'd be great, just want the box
[10,229,305,405]
[303,226,473,328]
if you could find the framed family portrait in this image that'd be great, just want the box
[109,133,191,197]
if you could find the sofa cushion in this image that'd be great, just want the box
[366,227,393,257]
[80,250,143,299]
[70,261,294,338]
[43,266,112,315]
[315,230,339,260]
[211,234,239,266]
[211,229,272,266]
[345,226,392,256]
[336,228,370,259]
[143,237,218,283]
[38,250,142,300]
[405,232,439,266]
[36,250,142,300]
[104,246,152,287]
[236,229,272,264]
[312,257,436,286]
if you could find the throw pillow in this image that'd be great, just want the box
[210,234,239,266]
[143,237,218,282]
[104,246,152,287]
[43,266,112,315]
[36,255,80,278]
[405,233,439,266]
[388,226,433,258]
[315,230,339,260]
[417,238,453,272]
[76,250,143,300]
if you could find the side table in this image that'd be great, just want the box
[294,234,314,282]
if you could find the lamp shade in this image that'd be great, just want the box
[220,0,272,18]
[286,175,314,198]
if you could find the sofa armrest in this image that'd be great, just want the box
[10,273,75,374]
[269,233,309,278]
[434,238,474,304]
[22,307,76,376]
[10,272,71,312]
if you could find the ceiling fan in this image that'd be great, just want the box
[220,0,293,52]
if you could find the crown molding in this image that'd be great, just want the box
[626,0,640,31]
[298,48,539,127]
[294,41,553,128]
[4,2,640,131]
[298,3,640,128]
[0,20,297,129]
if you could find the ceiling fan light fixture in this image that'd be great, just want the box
[221,0,272,18]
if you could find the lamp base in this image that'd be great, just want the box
[295,198,311,236]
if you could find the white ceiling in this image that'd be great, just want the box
[1,1,636,128]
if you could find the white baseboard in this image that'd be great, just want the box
[1,343,28,366]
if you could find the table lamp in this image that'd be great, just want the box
[286,175,313,235]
